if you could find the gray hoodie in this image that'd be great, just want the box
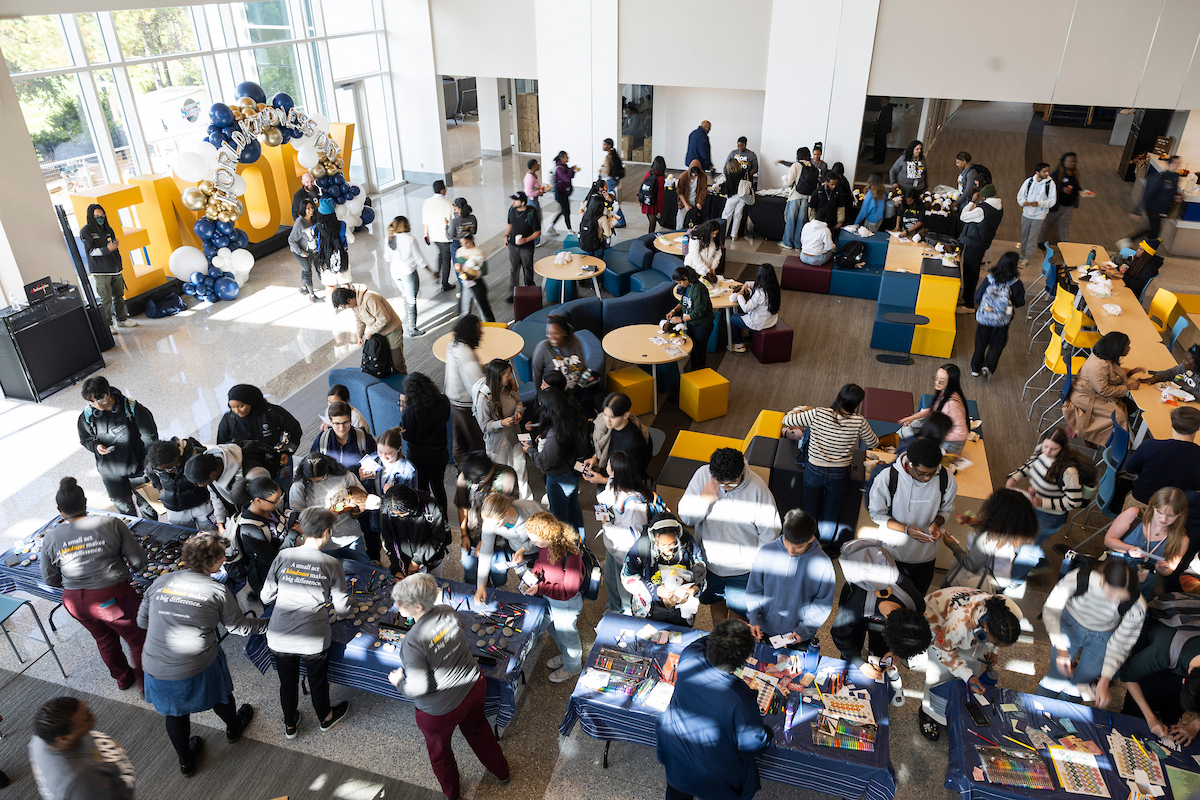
[394,605,481,715]
[203,443,270,525]
[444,342,484,409]
[678,460,781,576]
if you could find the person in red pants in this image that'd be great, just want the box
[388,573,510,799]
[40,477,147,690]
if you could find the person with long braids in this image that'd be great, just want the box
[311,198,352,289]
[473,358,530,499]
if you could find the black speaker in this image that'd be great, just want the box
[0,287,104,402]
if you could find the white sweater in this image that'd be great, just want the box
[1016,176,1056,220]
[444,342,483,409]
[678,462,781,576]
[800,219,834,256]
[385,231,428,278]
[734,286,778,331]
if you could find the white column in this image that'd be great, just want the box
[759,0,880,189]
[477,77,511,156]
[0,58,76,302]
[381,0,451,185]
[534,0,619,187]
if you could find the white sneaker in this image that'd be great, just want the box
[547,655,563,670]
[545,225,558,236]
[110,325,119,335]
[1018,259,1029,269]
[779,244,795,250]
[116,319,138,328]
[549,666,581,683]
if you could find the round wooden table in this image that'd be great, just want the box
[674,278,743,351]
[653,232,686,256]
[432,327,525,363]
[602,324,693,414]
[534,254,606,304]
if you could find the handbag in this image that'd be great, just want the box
[579,544,602,601]
[738,177,755,204]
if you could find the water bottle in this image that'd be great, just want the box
[806,637,821,674]
[783,699,797,740]
[981,666,999,687]
[1086,247,1096,266]
[887,667,905,707]
[681,228,691,257]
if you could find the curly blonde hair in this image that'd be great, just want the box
[525,512,580,563]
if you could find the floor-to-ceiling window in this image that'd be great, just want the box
[0,0,400,230]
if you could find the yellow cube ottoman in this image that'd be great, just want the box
[679,368,729,422]
[911,310,956,358]
[606,367,655,417]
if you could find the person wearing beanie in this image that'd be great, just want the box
[422,180,457,292]
[216,384,302,487]
[957,184,1004,311]
[80,203,137,333]
[312,199,351,289]
[1110,237,1164,300]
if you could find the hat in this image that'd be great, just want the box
[979,184,997,199]
[510,191,527,202]
[1141,238,1162,255]
[318,198,335,215]
[454,196,469,209]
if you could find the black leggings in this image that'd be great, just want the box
[164,695,240,763]
[646,212,658,234]
[461,281,495,322]
[409,451,449,513]
[550,189,573,229]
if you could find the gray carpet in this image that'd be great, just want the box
[0,672,442,800]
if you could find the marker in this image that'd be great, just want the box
[969,729,1000,747]
[1003,735,1036,752]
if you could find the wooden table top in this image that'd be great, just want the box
[602,324,693,365]
[1067,241,1195,438]
[674,278,742,310]
[884,236,947,273]
[653,233,686,256]
[872,437,992,501]
[432,327,525,363]
[533,254,606,281]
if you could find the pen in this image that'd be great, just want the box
[1004,736,1036,752]
[970,729,1000,747]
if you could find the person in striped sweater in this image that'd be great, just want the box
[1006,428,1093,577]
[783,384,879,546]
[1038,559,1146,707]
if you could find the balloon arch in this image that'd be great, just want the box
[165,80,373,303]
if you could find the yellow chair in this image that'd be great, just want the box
[606,367,655,417]
[915,275,960,314]
[1022,330,1087,419]
[1148,288,1181,334]
[481,321,509,329]
[679,368,729,422]
[911,310,956,358]
[1063,307,1101,350]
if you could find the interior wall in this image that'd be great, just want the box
[616,0,770,91]
[430,0,537,78]
[650,86,765,172]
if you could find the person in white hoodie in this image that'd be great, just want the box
[678,447,781,624]
[444,315,486,463]
[799,207,835,265]
[595,451,655,614]
[383,216,429,337]
[184,444,271,535]
[729,263,781,353]
[472,358,530,499]
[1016,163,1056,268]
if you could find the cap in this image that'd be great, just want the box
[318,198,335,215]
[510,191,527,202]
[979,184,997,199]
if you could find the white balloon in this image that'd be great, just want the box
[334,204,349,220]
[172,151,207,183]
[346,230,355,244]
[296,145,320,169]
[346,195,365,214]
[231,174,247,196]
[230,249,255,272]
[309,112,330,133]
[212,255,230,269]
[191,141,218,163]
[168,246,207,282]
[217,247,232,259]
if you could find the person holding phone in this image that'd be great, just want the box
[513,513,585,683]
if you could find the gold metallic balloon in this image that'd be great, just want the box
[310,165,326,179]
[181,187,207,211]
[198,180,214,194]
[260,126,283,147]
[257,102,267,111]
[238,96,256,109]
[205,207,219,220]
[336,158,344,168]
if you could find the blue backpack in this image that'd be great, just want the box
[975,277,1016,327]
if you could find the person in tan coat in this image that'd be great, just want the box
[331,284,406,374]
[675,160,709,228]
[1063,332,1145,447]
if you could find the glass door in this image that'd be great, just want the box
[334,78,397,192]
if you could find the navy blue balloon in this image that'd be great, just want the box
[232,229,250,249]
[360,206,375,225]
[236,81,266,104]
[194,219,216,239]
[270,92,294,112]
[214,277,241,301]
[207,266,223,279]
[210,103,234,127]
[202,242,218,260]
[184,283,197,296]
[351,185,361,197]
[211,235,229,249]
[237,139,261,164]
[206,123,220,134]
[215,220,235,236]
[222,271,235,280]
[332,173,345,185]
[190,271,207,286]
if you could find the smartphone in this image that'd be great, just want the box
[965,699,990,726]
[573,461,587,473]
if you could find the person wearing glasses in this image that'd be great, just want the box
[868,439,957,595]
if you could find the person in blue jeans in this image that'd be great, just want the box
[1007,428,1090,578]
[1038,559,1146,707]
[1104,487,1190,600]
[455,453,518,591]
[776,147,817,251]
[522,387,588,534]
[782,384,879,546]
[600,138,626,227]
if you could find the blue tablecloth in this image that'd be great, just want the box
[939,682,1200,800]
[561,612,897,800]
[0,512,194,604]
[244,563,549,730]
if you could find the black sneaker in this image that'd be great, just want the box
[180,736,204,776]
[226,704,255,742]
[410,328,428,338]
[505,295,515,304]
[919,708,941,741]
[311,294,324,303]
[320,701,350,732]
[285,712,300,740]
[299,285,310,295]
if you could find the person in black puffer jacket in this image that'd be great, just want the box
[146,437,214,530]
[77,376,158,518]
[217,384,302,490]
[380,486,450,577]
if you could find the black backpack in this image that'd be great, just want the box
[611,152,626,181]
[362,333,393,379]
[794,163,819,196]
[1071,556,1139,616]
[637,172,658,207]
[579,201,604,252]
[835,240,866,269]
[235,439,281,480]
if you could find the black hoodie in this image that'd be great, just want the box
[78,388,158,478]
[79,203,123,275]
[216,384,302,458]
[380,490,450,575]
[146,437,209,511]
